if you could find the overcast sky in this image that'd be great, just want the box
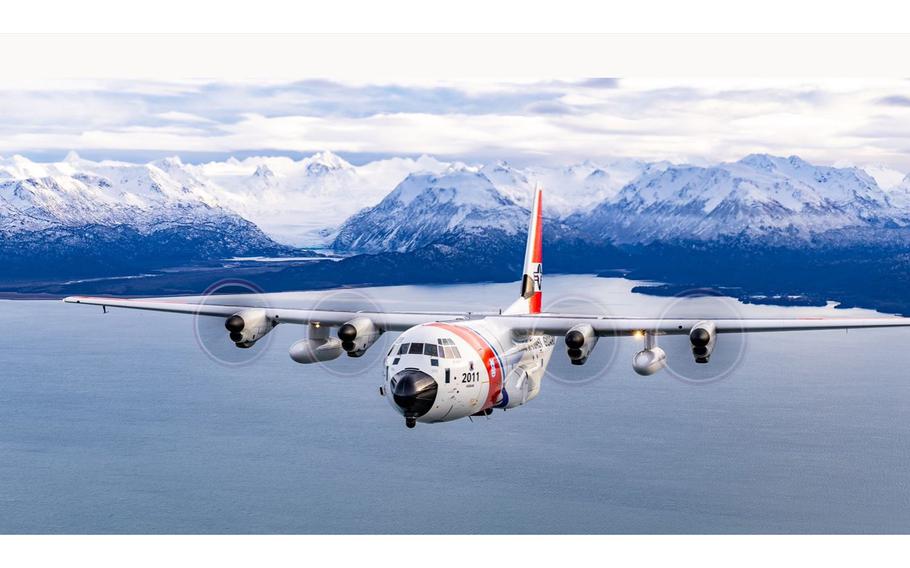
[1,77,909,171]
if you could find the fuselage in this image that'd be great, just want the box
[383,319,555,425]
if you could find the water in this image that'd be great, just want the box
[1,275,909,533]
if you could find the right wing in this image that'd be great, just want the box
[63,295,468,331]
[64,296,910,335]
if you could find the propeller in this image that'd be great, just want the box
[192,278,274,367]
[301,287,392,378]
[535,292,620,386]
[655,288,748,385]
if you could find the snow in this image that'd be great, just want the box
[2,151,907,251]
[186,151,451,246]
[0,154,234,234]
[332,167,526,253]
[581,153,910,243]
[834,160,907,191]
[480,158,655,216]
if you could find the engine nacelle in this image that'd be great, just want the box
[565,323,598,365]
[632,347,667,376]
[224,308,276,348]
[338,317,381,357]
[689,320,717,364]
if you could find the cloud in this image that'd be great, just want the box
[878,95,910,107]
[576,78,620,88]
[155,111,214,123]
[0,78,909,172]
[524,100,577,115]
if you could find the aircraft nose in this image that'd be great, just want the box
[391,369,438,420]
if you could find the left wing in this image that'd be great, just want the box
[488,313,910,336]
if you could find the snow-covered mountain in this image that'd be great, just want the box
[0,152,266,232]
[571,154,910,244]
[479,158,658,215]
[182,152,658,246]
[4,150,909,263]
[332,166,532,253]
[834,160,908,191]
[0,153,289,276]
[329,153,910,253]
[188,151,450,246]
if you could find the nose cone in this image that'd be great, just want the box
[391,369,438,417]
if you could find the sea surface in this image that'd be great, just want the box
[1,275,909,534]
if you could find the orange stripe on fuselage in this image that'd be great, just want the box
[428,322,503,410]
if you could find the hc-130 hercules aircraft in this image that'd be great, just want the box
[66,188,910,428]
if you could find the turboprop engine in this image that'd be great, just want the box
[337,317,381,357]
[689,320,717,363]
[289,324,344,364]
[224,308,276,348]
[565,323,598,365]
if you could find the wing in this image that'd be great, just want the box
[65,295,910,335]
[489,313,910,335]
[63,295,468,331]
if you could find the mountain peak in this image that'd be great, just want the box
[787,155,809,168]
[253,164,275,178]
[333,168,524,253]
[63,150,82,163]
[304,150,352,174]
[152,156,184,170]
[738,153,782,170]
[389,169,502,208]
[444,162,480,175]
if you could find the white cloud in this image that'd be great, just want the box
[0,78,908,172]
[155,111,215,123]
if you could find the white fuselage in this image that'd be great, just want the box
[383,319,556,423]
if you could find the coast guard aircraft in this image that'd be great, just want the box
[66,189,910,428]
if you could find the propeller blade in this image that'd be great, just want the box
[192,279,273,367]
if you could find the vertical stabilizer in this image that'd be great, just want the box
[504,187,543,315]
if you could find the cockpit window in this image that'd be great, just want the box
[395,341,455,358]
[436,337,462,358]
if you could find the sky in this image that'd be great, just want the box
[1,77,909,171]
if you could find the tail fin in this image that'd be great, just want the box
[504,187,543,315]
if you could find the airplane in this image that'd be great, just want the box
[65,188,910,428]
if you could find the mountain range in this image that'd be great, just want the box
[3,150,910,310]
[0,153,292,278]
[334,153,910,253]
